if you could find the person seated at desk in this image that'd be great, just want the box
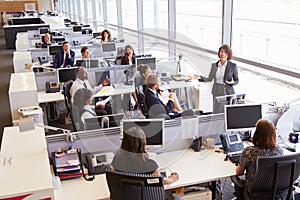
[70,67,112,115]
[138,64,182,113]
[73,88,97,126]
[234,119,283,198]
[81,46,90,59]
[111,126,179,185]
[53,41,75,68]
[100,29,112,43]
[121,45,136,65]
[144,74,181,119]
[41,33,52,48]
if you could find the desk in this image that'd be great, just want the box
[157,149,236,190]
[38,91,64,103]
[0,126,54,199]
[51,148,235,200]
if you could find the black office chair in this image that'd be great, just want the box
[62,80,73,114]
[106,170,165,200]
[135,85,149,118]
[231,153,300,200]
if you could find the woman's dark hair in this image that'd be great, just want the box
[218,44,233,60]
[73,88,92,115]
[123,45,135,64]
[81,46,89,54]
[101,29,111,42]
[252,119,277,149]
[121,127,148,162]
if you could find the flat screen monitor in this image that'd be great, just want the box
[84,113,125,130]
[57,67,77,84]
[82,29,92,34]
[48,45,62,56]
[102,42,116,53]
[76,60,98,68]
[95,71,110,86]
[93,32,101,38]
[120,119,164,148]
[52,36,65,44]
[136,57,157,71]
[73,25,82,32]
[39,27,49,35]
[224,103,262,132]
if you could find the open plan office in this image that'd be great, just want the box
[1,1,300,200]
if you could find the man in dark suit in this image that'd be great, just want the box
[53,41,75,68]
[144,74,180,119]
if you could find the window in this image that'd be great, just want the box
[107,0,117,25]
[232,0,300,72]
[122,0,137,29]
[176,0,222,50]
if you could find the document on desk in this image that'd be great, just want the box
[97,86,114,96]
[181,116,198,139]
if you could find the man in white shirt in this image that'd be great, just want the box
[71,67,112,115]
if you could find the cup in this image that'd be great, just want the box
[52,176,61,189]
[206,138,215,149]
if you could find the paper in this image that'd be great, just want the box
[98,86,114,96]
[96,96,112,106]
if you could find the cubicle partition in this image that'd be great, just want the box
[46,114,226,156]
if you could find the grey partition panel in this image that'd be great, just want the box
[35,71,57,91]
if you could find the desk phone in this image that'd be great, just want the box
[220,133,244,154]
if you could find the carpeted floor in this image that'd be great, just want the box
[0,25,14,148]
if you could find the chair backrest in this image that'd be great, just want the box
[250,153,300,200]
[106,170,165,200]
[62,80,73,113]
[136,85,149,118]
[70,104,84,132]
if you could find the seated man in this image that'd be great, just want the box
[41,33,52,48]
[53,41,75,68]
[70,67,112,115]
[144,74,181,119]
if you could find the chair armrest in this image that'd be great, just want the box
[230,175,245,188]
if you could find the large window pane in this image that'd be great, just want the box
[232,0,300,72]
[122,0,137,29]
[176,0,222,51]
[144,0,168,30]
[107,0,117,25]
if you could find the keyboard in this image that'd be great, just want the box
[228,153,241,165]
[93,164,112,175]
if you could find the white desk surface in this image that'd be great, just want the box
[51,148,235,199]
[94,85,135,98]
[160,79,201,90]
[156,149,236,190]
[38,91,64,103]
[54,174,110,200]
[0,126,54,199]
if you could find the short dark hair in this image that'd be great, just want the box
[81,46,89,54]
[62,41,69,46]
[253,119,277,149]
[73,88,92,112]
[218,44,233,60]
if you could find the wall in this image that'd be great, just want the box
[0,1,38,12]
[38,0,53,12]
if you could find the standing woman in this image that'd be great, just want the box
[121,45,136,65]
[194,44,239,113]
[100,29,111,43]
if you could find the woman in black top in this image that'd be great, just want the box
[121,45,136,65]
[112,127,179,184]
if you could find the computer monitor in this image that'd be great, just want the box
[121,119,164,148]
[82,29,92,35]
[224,103,262,132]
[102,42,117,53]
[73,25,82,32]
[136,57,157,71]
[84,113,125,130]
[95,71,110,86]
[39,27,49,35]
[48,45,62,56]
[57,67,77,84]
[93,32,101,39]
[76,60,99,68]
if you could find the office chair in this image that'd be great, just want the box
[62,80,73,114]
[231,153,300,200]
[106,169,165,200]
[70,104,84,132]
[114,55,123,65]
[135,85,149,118]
